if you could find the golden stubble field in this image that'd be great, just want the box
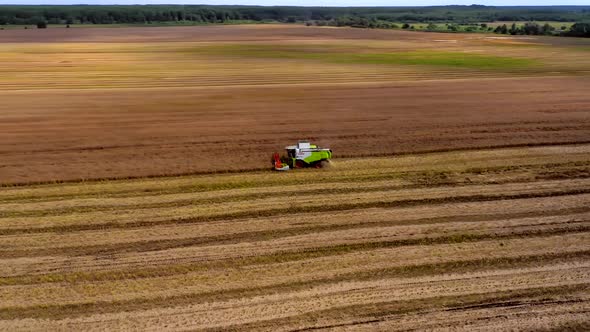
[1,144,590,330]
[0,24,590,330]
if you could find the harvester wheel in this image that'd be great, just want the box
[320,160,331,168]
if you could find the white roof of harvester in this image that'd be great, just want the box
[286,141,312,150]
[285,141,330,151]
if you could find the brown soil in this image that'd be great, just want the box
[1,78,589,184]
[1,25,590,185]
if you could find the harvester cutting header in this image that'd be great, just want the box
[273,141,332,171]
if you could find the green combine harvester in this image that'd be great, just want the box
[273,141,332,171]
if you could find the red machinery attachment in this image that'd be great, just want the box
[273,152,290,171]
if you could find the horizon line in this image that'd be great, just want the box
[2,3,590,6]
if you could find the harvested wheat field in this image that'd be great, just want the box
[1,25,590,184]
[1,144,590,330]
[1,24,590,330]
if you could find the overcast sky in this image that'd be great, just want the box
[2,0,588,6]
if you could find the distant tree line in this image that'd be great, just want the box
[491,22,555,35]
[565,22,590,37]
[0,5,589,37]
[314,18,589,37]
[0,6,248,25]
[1,5,590,26]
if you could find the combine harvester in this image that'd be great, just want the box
[273,141,332,171]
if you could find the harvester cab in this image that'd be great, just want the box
[273,141,332,171]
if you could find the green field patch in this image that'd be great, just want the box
[195,44,537,70]
[329,51,535,69]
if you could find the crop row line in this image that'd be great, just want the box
[2,225,588,286]
[2,159,587,204]
[224,284,590,331]
[0,250,588,320]
[3,140,589,188]
[4,168,589,218]
[2,187,588,236]
[3,206,588,259]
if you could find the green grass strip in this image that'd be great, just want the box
[196,45,538,70]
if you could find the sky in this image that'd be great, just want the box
[1,0,588,5]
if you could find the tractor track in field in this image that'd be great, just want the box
[204,282,590,331]
[1,181,589,236]
[2,170,589,218]
[2,158,589,207]
[1,229,588,288]
[2,140,590,188]
[1,255,588,319]
[288,298,590,332]
[2,157,589,203]
[2,206,588,259]
[6,280,586,330]
[2,241,589,285]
